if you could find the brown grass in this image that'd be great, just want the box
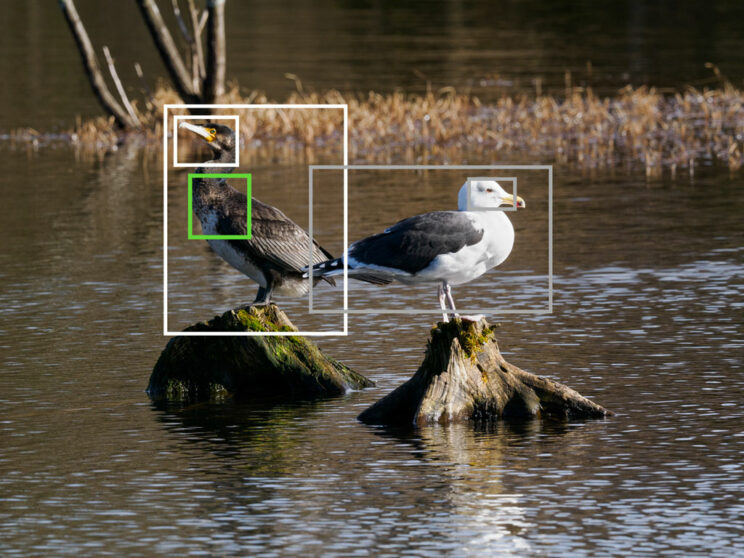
[9,80,744,173]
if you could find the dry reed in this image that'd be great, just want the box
[7,80,743,173]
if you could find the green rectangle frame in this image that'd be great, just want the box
[187,173,252,239]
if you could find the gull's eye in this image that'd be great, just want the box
[486,188,493,193]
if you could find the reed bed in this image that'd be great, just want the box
[8,82,743,173]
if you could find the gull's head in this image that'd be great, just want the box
[457,180,526,210]
[178,121,236,159]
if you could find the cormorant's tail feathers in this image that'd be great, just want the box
[307,258,393,285]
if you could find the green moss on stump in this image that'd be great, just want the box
[148,305,373,402]
[433,318,497,360]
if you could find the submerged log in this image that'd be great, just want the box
[359,318,611,426]
[148,304,372,401]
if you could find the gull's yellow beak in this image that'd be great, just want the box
[501,193,526,208]
[178,121,216,142]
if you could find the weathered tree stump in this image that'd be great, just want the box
[358,318,611,426]
[148,305,372,401]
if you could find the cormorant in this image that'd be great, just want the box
[179,121,335,304]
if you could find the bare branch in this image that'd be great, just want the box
[197,9,208,34]
[204,0,226,103]
[170,0,193,43]
[103,46,142,127]
[136,0,201,101]
[59,0,137,128]
[189,48,199,92]
[134,62,155,110]
[170,0,200,91]
[188,0,207,80]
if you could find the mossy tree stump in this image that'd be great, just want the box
[358,318,611,426]
[148,305,372,401]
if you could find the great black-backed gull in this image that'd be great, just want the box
[179,121,335,304]
[310,180,525,321]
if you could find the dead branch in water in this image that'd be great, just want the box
[102,46,141,127]
[59,0,139,129]
[190,1,208,82]
[60,0,229,126]
[135,0,200,103]
[134,62,155,110]
[203,0,227,103]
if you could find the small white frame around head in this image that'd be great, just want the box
[173,114,240,168]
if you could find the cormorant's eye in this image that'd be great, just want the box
[208,129,216,135]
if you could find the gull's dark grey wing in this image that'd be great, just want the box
[348,211,484,274]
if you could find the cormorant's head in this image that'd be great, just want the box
[178,121,236,160]
[457,180,526,211]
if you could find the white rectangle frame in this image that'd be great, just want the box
[163,104,349,337]
[173,114,240,168]
[308,164,552,316]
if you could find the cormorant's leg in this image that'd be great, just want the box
[438,283,449,322]
[253,276,275,305]
[444,283,460,318]
[253,286,269,305]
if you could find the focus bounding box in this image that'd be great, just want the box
[163,103,349,337]
[187,173,252,240]
[308,164,552,316]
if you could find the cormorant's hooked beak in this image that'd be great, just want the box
[501,193,526,208]
[178,121,216,142]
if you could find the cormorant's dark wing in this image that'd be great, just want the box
[349,211,484,274]
[217,196,332,273]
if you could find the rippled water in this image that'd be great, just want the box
[2,0,744,553]
[1,141,742,555]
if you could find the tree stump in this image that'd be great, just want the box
[148,305,372,401]
[358,318,611,426]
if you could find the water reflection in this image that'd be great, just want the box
[144,398,629,556]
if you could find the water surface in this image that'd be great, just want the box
[1,1,744,554]
[1,143,742,555]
